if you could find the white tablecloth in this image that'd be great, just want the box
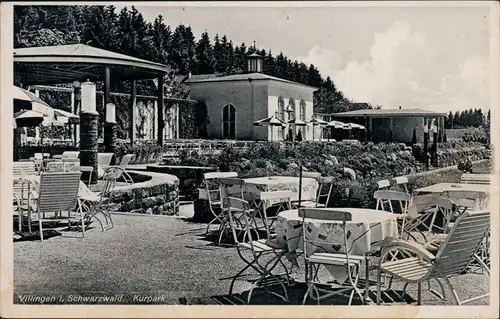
[414,183,490,195]
[275,208,399,282]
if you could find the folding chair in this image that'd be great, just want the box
[292,176,334,208]
[78,167,120,231]
[35,172,83,242]
[444,190,488,213]
[300,208,366,305]
[259,191,294,237]
[203,172,238,244]
[226,197,290,304]
[374,190,411,238]
[376,211,490,305]
[377,179,391,190]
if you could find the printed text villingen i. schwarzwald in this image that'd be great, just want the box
[18,294,168,304]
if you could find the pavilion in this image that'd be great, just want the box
[14,43,194,147]
[14,44,194,183]
[326,108,447,143]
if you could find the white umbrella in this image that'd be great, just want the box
[347,123,366,130]
[53,108,79,125]
[253,116,286,141]
[308,116,328,140]
[327,120,349,129]
[14,86,53,114]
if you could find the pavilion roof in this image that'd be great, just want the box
[14,44,171,85]
[330,108,447,118]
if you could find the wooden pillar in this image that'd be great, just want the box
[129,80,137,146]
[153,101,158,140]
[157,75,164,146]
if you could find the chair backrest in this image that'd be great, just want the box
[119,154,135,166]
[444,190,487,201]
[434,211,490,276]
[98,153,114,167]
[302,171,322,180]
[62,151,80,159]
[394,176,409,193]
[13,161,37,176]
[374,190,411,213]
[203,171,238,180]
[460,173,490,185]
[62,158,80,172]
[407,194,439,217]
[377,179,391,190]
[37,172,81,213]
[219,178,246,208]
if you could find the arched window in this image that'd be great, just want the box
[300,99,307,137]
[277,96,285,120]
[287,98,296,120]
[299,99,306,121]
[222,104,236,139]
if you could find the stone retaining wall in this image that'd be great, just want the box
[107,170,180,215]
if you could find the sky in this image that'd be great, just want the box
[116,3,493,113]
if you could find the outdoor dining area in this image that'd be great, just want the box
[198,170,492,305]
[12,150,138,241]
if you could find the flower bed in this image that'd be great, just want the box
[106,170,180,215]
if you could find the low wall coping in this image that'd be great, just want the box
[114,170,179,192]
[396,159,489,180]
[146,165,217,170]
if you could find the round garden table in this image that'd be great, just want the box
[275,207,399,298]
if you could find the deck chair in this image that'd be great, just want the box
[53,151,80,160]
[112,155,135,184]
[35,172,83,242]
[394,176,409,193]
[118,154,135,167]
[78,167,120,231]
[376,210,490,305]
[259,191,294,237]
[374,190,411,238]
[460,173,490,185]
[97,152,114,178]
[203,172,238,243]
[300,208,366,305]
[226,197,290,304]
[292,176,334,209]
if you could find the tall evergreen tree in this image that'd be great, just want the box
[194,31,215,74]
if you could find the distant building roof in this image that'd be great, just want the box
[331,108,446,117]
[185,72,317,90]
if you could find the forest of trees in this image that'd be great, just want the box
[14,5,488,138]
[445,108,491,129]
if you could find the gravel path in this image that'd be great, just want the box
[14,213,489,305]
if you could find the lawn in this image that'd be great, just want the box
[13,211,489,305]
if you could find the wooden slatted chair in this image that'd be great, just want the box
[35,172,83,242]
[460,173,490,185]
[300,208,366,305]
[13,178,37,232]
[226,197,290,304]
[376,210,490,305]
